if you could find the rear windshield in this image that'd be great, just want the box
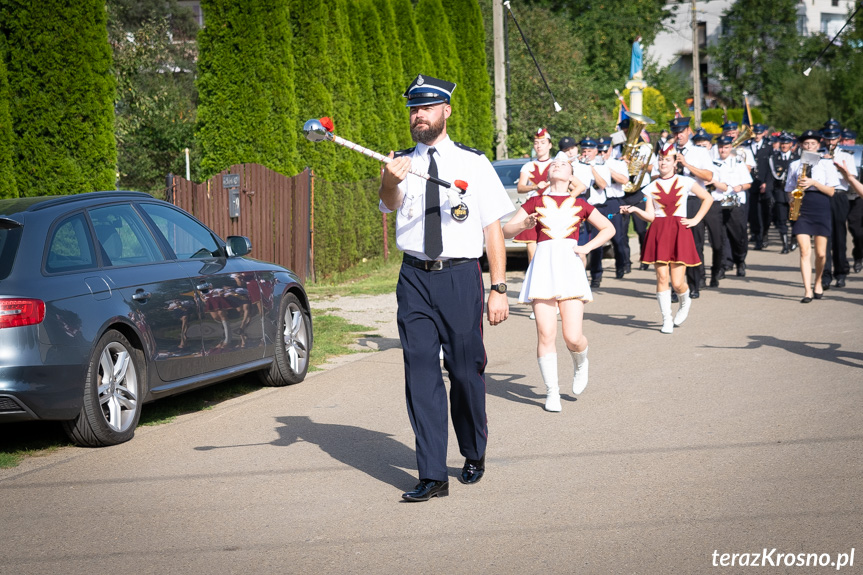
[0,222,23,281]
[493,163,526,187]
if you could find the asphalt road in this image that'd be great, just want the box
[2,240,862,574]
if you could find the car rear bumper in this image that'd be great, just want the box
[0,364,88,422]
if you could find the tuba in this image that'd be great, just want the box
[621,112,656,192]
[731,124,753,164]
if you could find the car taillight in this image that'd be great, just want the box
[0,298,46,329]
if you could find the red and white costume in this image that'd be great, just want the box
[513,157,552,243]
[641,175,702,266]
[518,191,596,302]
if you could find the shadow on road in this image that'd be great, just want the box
[704,335,863,369]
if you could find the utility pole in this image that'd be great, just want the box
[493,0,508,159]
[691,0,702,127]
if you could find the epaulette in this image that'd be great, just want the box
[393,147,415,158]
[454,142,484,156]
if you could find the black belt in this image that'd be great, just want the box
[403,254,475,271]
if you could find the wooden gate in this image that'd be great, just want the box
[167,165,312,282]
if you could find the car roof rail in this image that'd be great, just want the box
[27,191,154,212]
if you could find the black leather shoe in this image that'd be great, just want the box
[813,292,823,300]
[855,260,862,273]
[690,290,700,299]
[709,278,720,288]
[736,262,746,277]
[639,263,649,271]
[590,279,601,289]
[716,268,726,280]
[822,281,831,291]
[836,276,846,288]
[671,291,679,303]
[459,455,485,485]
[402,479,449,502]
[624,263,632,274]
[801,296,812,304]
[615,269,625,279]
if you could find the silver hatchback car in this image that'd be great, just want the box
[0,192,312,446]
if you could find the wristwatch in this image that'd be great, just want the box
[490,283,507,294]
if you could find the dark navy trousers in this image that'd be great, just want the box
[396,258,488,482]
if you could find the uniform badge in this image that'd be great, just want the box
[417,75,425,86]
[451,203,469,221]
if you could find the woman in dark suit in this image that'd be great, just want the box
[785,131,839,303]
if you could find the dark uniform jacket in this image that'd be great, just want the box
[765,150,799,204]
[749,140,773,191]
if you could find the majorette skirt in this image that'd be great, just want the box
[518,238,593,303]
[641,216,702,266]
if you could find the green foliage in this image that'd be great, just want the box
[415,0,467,142]
[769,69,832,134]
[701,108,765,128]
[1,0,117,196]
[196,0,298,179]
[707,0,801,111]
[0,37,16,199]
[109,6,199,194]
[441,0,495,155]
[391,0,433,89]
[620,86,669,129]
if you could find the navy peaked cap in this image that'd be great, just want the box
[403,74,456,107]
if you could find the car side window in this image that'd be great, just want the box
[138,203,220,259]
[45,213,98,274]
[88,204,165,267]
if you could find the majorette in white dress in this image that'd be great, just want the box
[518,191,596,303]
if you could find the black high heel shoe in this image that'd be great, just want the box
[801,296,813,303]
[813,292,823,300]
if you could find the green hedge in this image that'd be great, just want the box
[1,0,116,196]
[0,37,16,199]
[700,107,765,129]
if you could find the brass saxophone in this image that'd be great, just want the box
[789,163,811,222]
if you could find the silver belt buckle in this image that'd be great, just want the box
[428,260,444,271]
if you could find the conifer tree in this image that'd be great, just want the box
[369,0,412,149]
[1,0,116,195]
[414,0,467,142]
[441,0,494,155]
[391,0,433,89]
[0,38,17,199]
[196,0,298,178]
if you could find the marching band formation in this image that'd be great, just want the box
[514,115,863,331]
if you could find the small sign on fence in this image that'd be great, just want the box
[224,173,241,218]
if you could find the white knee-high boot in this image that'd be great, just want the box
[673,289,691,326]
[570,347,589,395]
[537,354,561,412]
[656,290,674,334]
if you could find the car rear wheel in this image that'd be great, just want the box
[62,330,143,446]
[259,293,310,387]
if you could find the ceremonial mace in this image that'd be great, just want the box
[302,117,470,220]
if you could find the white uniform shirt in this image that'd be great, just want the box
[569,161,594,201]
[379,136,514,260]
[712,156,753,205]
[831,148,855,192]
[583,160,611,205]
[604,157,628,199]
[711,142,755,169]
[785,157,841,193]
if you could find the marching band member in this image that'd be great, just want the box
[502,154,614,412]
[784,130,839,303]
[708,135,753,278]
[838,128,863,273]
[749,124,774,250]
[617,117,650,271]
[599,136,633,278]
[668,117,715,299]
[621,141,712,334]
[513,128,555,262]
[765,132,799,254]
[578,137,612,288]
[819,122,853,289]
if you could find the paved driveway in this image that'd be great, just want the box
[2,242,862,574]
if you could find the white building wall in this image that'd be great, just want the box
[648,0,856,98]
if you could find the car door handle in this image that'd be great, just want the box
[132,290,151,302]
[196,282,213,292]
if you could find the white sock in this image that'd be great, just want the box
[673,289,691,326]
[657,290,674,334]
[570,347,589,395]
[537,354,561,412]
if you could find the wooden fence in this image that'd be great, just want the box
[167,165,313,282]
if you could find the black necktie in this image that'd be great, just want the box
[424,148,443,260]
